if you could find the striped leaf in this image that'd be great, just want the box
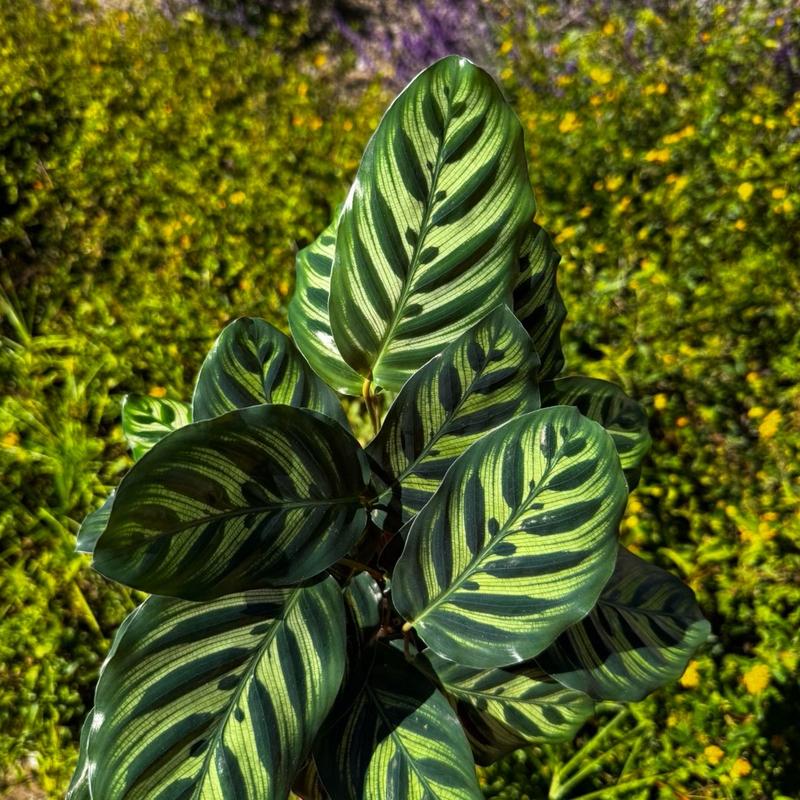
[92,405,370,600]
[289,222,364,396]
[329,55,536,392]
[122,394,192,461]
[541,377,651,488]
[393,406,627,669]
[75,492,114,555]
[419,652,593,765]
[513,222,566,380]
[315,644,482,800]
[66,710,93,799]
[536,546,711,702]
[193,316,347,426]
[367,305,541,530]
[85,578,345,799]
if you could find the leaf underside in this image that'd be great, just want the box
[122,394,193,461]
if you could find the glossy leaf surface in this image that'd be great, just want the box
[193,316,347,426]
[122,394,192,461]
[421,652,593,765]
[512,222,566,380]
[329,55,536,391]
[75,492,114,555]
[315,645,482,800]
[541,376,651,488]
[65,711,93,799]
[93,405,370,599]
[367,305,541,529]
[289,222,364,396]
[86,578,345,799]
[536,546,711,701]
[393,406,627,668]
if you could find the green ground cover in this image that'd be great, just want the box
[1,1,797,797]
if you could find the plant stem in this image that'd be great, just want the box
[566,774,667,800]
[338,557,383,580]
[362,376,380,436]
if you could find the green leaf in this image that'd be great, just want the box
[193,316,348,426]
[66,710,93,799]
[541,377,651,488]
[289,222,364,396]
[512,222,566,380]
[85,578,345,799]
[75,492,114,555]
[367,305,541,530]
[344,571,383,641]
[536,546,711,701]
[92,405,371,599]
[122,394,192,461]
[329,55,536,392]
[315,644,482,800]
[393,406,627,669]
[419,652,594,765]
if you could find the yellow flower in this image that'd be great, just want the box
[589,66,613,85]
[559,112,581,134]
[747,405,765,418]
[556,226,576,243]
[605,175,624,191]
[149,386,167,399]
[313,53,327,68]
[676,416,689,428]
[644,148,670,163]
[342,119,353,132]
[734,219,747,231]
[654,394,668,410]
[758,409,781,439]
[229,191,246,205]
[772,187,787,199]
[602,21,615,35]
[737,182,754,201]
[680,660,700,688]
[297,81,308,98]
[704,745,724,766]
[578,205,593,218]
[742,663,770,695]
[730,758,751,778]
[2,432,20,447]
[500,67,513,81]
[499,40,513,56]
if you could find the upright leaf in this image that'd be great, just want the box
[536,546,711,701]
[122,394,192,461]
[512,222,566,380]
[367,305,541,529]
[93,405,370,600]
[329,55,536,391]
[193,316,347,426]
[393,406,627,669]
[315,645,483,800]
[85,578,345,800]
[420,652,594,765]
[541,377,651,488]
[65,710,93,799]
[289,222,364,396]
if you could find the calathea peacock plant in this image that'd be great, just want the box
[68,56,710,800]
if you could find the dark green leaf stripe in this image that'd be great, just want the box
[193,316,348,426]
[93,405,370,600]
[122,394,192,461]
[367,305,541,529]
[513,222,566,380]
[289,222,364,396]
[393,406,627,669]
[329,55,536,391]
[536,546,711,702]
[66,710,93,799]
[541,376,651,487]
[344,571,383,641]
[315,645,482,800]
[420,652,593,766]
[85,578,345,799]
[75,492,114,555]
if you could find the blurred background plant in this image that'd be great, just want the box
[1,0,798,798]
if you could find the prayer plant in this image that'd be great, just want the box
[68,56,710,800]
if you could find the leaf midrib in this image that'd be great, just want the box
[368,96,453,382]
